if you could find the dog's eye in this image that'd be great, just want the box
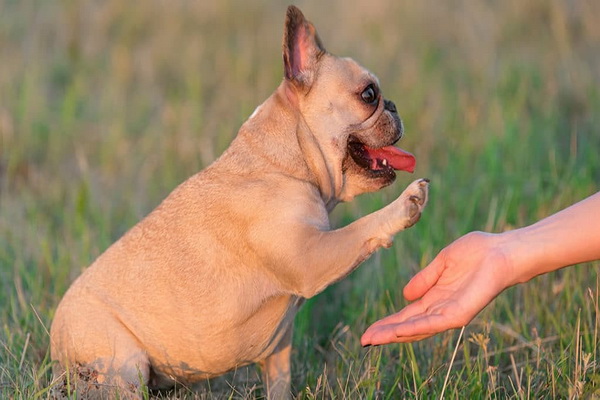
[361,85,378,104]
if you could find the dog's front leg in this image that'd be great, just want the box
[259,323,293,399]
[271,178,429,298]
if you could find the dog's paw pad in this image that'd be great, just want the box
[401,178,429,228]
[409,195,423,206]
[406,179,429,202]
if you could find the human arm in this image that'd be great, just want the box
[361,191,600,345]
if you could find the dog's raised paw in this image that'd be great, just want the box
[401,178,429,228]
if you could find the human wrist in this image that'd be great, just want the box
[497,225,555,287]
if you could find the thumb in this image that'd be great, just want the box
[403,251,446,301]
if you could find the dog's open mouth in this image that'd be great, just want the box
[347,138,416,177]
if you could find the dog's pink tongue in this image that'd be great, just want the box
[364,146,416,173]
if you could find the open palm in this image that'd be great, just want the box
[361,232,512,345]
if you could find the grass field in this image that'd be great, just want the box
[1,0,599,398]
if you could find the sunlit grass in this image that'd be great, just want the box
[1,0,599,398]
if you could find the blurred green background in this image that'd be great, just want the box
[1,0,599,398]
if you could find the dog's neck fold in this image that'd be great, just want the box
[294,112,341,210]
[224,85,343,211]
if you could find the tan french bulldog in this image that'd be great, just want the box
[50,5,428,399]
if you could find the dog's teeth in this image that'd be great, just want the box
[382,159,388,166]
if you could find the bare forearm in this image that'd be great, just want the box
[504,191,600,286]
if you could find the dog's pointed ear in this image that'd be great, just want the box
[283,5,326,88]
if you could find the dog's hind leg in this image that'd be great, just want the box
[52,351,150,399]
[51,308,151,399]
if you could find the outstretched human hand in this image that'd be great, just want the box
[361,231,516,345]
[361,191,600,346]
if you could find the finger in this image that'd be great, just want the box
[363,313,454,346]
[373,333,433,344]
[363,300,428,331]
[403,252,446,301]
[361,323,407,346]
[362,325,434,345]
[361,301,427,345]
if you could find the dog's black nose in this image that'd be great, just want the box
[384,99,397,113]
